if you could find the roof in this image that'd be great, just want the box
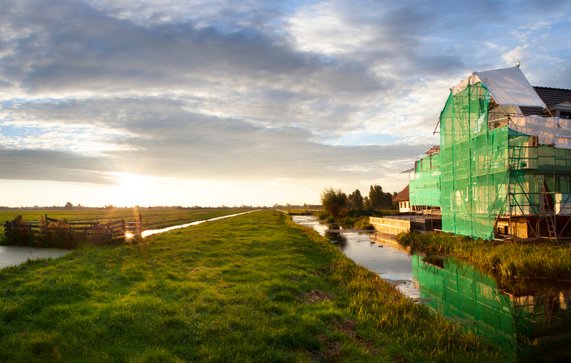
[451,67,546,108]
[534,87,571,108]
[424,145,440,156]
[393,185,409,202]
[521,87,571,116]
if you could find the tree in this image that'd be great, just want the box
[321,188,349,219]
[369,185,383,209]
[348,189,364,210]
[64,202,73,209]
[364,196,371,210]
[368,185,393,210]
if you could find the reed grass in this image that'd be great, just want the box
[398,231,571,287]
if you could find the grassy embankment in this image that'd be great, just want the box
[398,231,571,289]
[0,210,502,362]
[0,207,248,242]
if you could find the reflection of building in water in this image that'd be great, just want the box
[369,216,441,244]
[413,255,571,361]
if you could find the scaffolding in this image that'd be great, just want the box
[504,137,571,240]
[434,71,571,240]
[409,151,441,208]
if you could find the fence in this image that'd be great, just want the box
[3,214,143,248]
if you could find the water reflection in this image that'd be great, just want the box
[141,210,257,237]
[291,215,419,299]
[0,246,70,269]
[292,214,571,360]
[325,229,347,248]
[414,255,571,362]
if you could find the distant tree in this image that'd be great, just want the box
[321,188,349,219]
[368,185,383,209]
[364,196,371,210]
[368,185,393,210]
[348,189,364,210]
[64,202,73,209]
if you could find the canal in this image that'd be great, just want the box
[292,214,571,362]
[292,215,419,299]
[0,246,70,269]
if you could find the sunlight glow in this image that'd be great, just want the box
[109,172,158,207]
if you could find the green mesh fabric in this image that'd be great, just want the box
[409,153,441,207]
[439,83,509,239]
[412,255,571,360]
[412,256,517,357]
[412,82,571,240]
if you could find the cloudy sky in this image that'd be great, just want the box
[1,0,570,207]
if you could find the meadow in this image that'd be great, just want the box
[0,207,249,241]
[0,210,503,362]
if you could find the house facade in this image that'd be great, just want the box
[393,185,410,213]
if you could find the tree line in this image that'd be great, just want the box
[321,185,394,219]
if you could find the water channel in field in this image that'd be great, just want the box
[140,210,258,238]
[0,245,71,269]
[291,214,420,299]
[291,214,571,361]
[0,210,258,269]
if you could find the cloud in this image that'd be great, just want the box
[0,147,115,184]
[501,45,529,67]
[1,0,570,207]
[1,95,429,186]
[1,0,381,100]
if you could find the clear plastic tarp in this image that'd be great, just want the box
[451,67,546,108]
[510,116,571,149]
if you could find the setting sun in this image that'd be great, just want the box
[110,173,158,207]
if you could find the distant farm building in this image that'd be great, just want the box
[375,66,571,241]
[393,185,411,213]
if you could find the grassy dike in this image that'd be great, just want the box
[0,210,502,362]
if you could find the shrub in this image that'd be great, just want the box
[320,188,349,219]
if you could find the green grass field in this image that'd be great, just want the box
[0,207,249,240]
[0,210,502,362]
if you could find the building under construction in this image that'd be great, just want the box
[385,67,571,241]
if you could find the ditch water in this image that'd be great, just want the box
[0,246,70,269]
[141,210,258,238]
[292,215,571,362]
[292,215,419,299]
[0,210,258,269]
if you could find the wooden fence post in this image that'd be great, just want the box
[138,214,143,237]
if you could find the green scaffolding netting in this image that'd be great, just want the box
[440,83,509,239]
[411,82,571,240]
[409,153,441,207]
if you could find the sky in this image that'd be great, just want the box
[1,0,571,207]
